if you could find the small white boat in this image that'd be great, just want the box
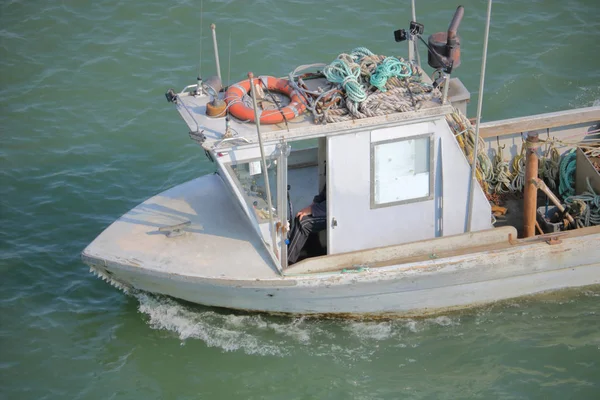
[82,5,600,317]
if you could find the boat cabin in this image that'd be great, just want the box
[172,76,491,270]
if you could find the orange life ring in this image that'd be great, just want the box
[225,76,306,124]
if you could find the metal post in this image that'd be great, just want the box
[248,72,280,266]
[441,73,450,104]
[466,0,493,232]
[408,0,416,64]
[277,140,289,269]
[210,23,222,82]
[197,0,204,94]
[523,132,539,237]
[408,0,421,66]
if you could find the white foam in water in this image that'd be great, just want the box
[430,316,460,327]
[404,319,421,333]
[345,321,394,340]
[222,314,268,330]
[268,317,313,344]
[345,316,461,340]
[136,293,287,356]
[135,292,463,357]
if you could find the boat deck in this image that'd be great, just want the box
[82,174,281,280]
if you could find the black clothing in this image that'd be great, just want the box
[287,214,327,264]
[310,187,327,217]
[288,186,327,264]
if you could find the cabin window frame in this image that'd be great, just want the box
[369,132,434,209]
[224,156,279,223]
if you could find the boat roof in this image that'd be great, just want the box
[174,77,453,152]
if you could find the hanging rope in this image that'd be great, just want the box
[492,145,513,193]
[442,110,597,201]
[510,144,526,192]
[539,139,560,190]
[559,149,577,198]
[445,109,494,193]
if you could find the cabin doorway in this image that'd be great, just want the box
[286,137,328,263]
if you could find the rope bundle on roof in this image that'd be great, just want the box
[288,47,441,124]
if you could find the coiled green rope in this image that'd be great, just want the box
[323,47,413,103]
[370,57,412,92]
[323,59,366,103]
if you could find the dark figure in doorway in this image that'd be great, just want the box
[287,186,327,265]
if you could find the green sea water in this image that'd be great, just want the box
[1,0,599,398]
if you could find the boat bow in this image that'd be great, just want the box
[82,174,280,287]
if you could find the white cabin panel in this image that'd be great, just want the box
[439,122,493,234]
[327,117,492,255]
[327,130,436,254]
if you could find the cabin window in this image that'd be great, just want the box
[227,159,278,221]
[370,134,433,208]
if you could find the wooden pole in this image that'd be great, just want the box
[523,131,539,237]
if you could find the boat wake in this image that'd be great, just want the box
[134,292,465,357]
[136,293,289,356]
[134,286,600,357]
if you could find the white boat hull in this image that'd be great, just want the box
[88,261,600,317]
[84,209,600,316]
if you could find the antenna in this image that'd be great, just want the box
[408,0,416,64]
[211,23,222,81]
[466,0,493,232]
[228,31,232,88]
[197,0,204,94]
[223,32,232,139]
